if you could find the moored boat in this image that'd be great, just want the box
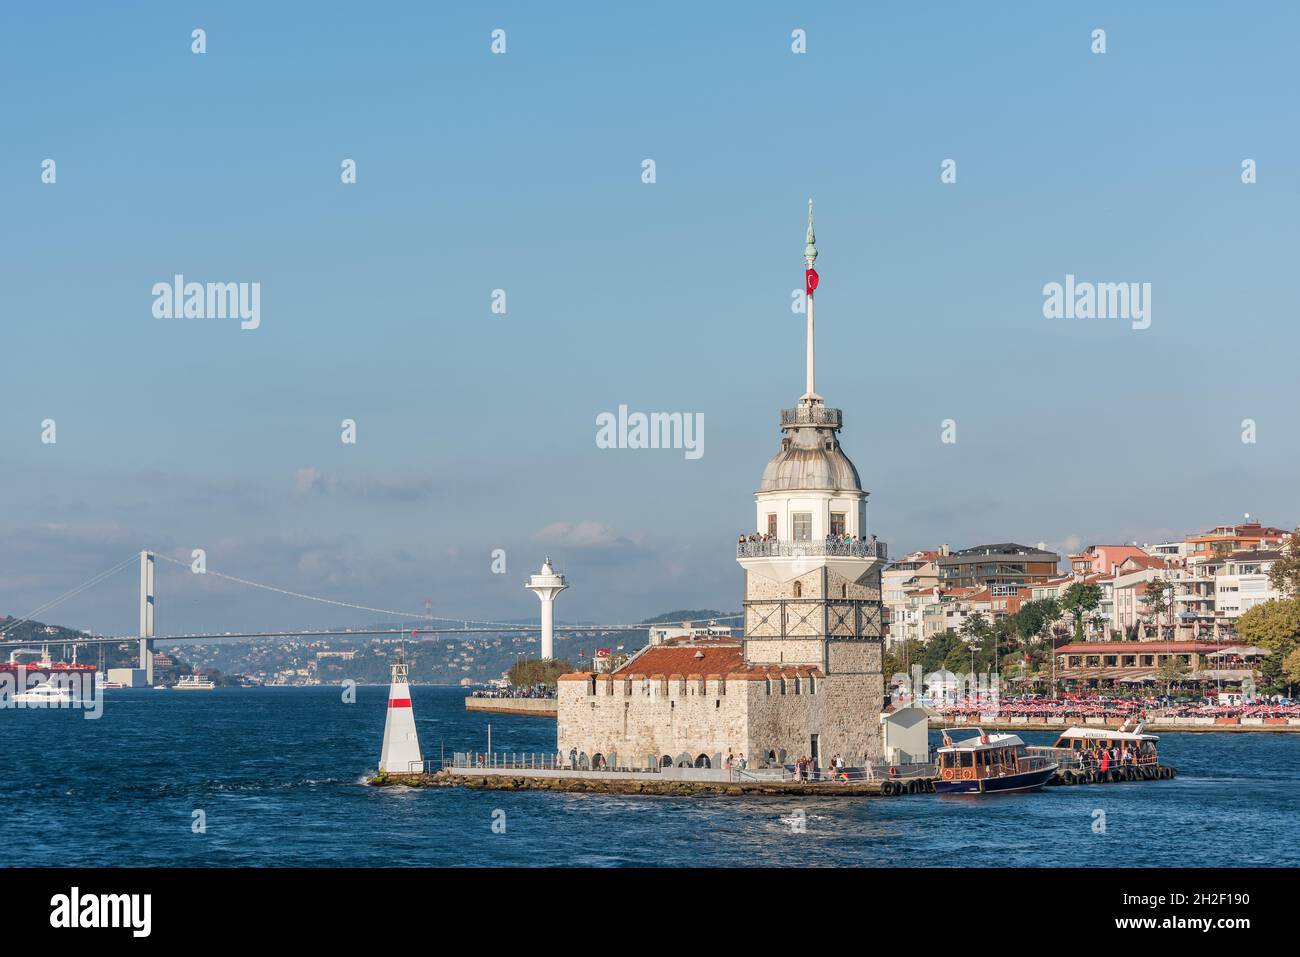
[934,728,1058,795]
[1035,716,1160,771]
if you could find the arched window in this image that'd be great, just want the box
[793,581,803,598]
[841,583,847,599]
[660,754,673,767]
[694,754,711,768]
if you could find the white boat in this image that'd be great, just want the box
[174,674,216,690]
[14,682,75,704]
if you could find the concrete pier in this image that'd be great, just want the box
[464,697,557,718]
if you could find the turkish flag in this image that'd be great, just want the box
[805,268,819,298]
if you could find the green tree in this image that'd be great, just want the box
[1015,598,1059,644]
[1268,527,1300,597]
[1235,598,1300,657]
[1156,655,1188,696]
[1141,577,1172,639]
[884,638,925,682]
[921,630,964,675]
[506,658,575,688]
[1281,647,1300,696]
[1060,581,1103,642]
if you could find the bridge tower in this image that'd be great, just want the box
[525,558,568,660]
[138,550,155,685]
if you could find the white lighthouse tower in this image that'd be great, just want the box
[525,558,568,660]
[378,659,422,774]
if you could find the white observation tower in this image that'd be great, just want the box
[525,558,568,660]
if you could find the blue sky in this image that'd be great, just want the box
[2,2,1297,635]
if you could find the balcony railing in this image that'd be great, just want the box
[737,539,888,561]
[780,406,842,429]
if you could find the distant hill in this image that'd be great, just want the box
[2,607,741,686]
[640,609,736,625]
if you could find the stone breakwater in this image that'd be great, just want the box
[367,765,1175,796]
[372,769,888,796]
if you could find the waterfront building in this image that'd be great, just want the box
[1053,640,1249,690]
[935,542,1060,591]
[557,204,889,771]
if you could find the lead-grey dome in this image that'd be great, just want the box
[758,404,862,493]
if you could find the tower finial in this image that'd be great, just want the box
[804,198,817,265]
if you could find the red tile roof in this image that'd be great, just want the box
[557,640,823,682]
[1055,641,1227,654]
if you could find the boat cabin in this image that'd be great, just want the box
[937,731,1029,782]
[1048,726,1159,767]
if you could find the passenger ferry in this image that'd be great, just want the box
[934,729,1059,795]
[174,674,216,691]
[1042,716,1160,769]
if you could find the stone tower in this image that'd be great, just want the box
[736,200,887,706]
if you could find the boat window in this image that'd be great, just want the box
[959,752,973,768]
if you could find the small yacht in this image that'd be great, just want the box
[14,682,75,704]
[934,728,1059,795]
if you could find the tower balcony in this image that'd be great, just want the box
[780,405,842,429]
[737,538,888,561]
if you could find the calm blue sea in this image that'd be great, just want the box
[2,686,1295,867]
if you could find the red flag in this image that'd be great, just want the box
[805,268,819,298]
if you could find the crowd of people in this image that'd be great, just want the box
[931,693,1299,720]
[470,685,556,700]
[1074,740,1157,771]
[737,531,879,547]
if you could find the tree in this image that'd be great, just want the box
[1015,598,1059,645]
[959,612,991,645]
[506,658,574,688]
[1141,577,1172,639]
[884,638,925,683]
[1268,526,1300,597]
[1235,598,1300,657]
[1156,655,1188,697]
[1282,647,1300,697]
[1060,581,1103,642]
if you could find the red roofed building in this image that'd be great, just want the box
[1054,640,1233,687]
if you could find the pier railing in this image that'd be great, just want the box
[440,752,665,773]
[781,406,842,429]
[737,539,888,561]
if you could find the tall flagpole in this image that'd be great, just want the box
[802,198,821,403]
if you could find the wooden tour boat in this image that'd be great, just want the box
[934,728,1059,795]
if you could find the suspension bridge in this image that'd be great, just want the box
[0,550,739,685]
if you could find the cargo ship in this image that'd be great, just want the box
[3,649,96,685]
